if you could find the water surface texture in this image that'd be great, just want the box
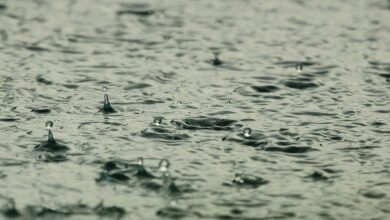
[1,0,390,219]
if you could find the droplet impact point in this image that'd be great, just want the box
[153,117,163,126]
[45,121,54,130]
[212,53,223,66]
[295,63,303,72]
[243,127,252,137]
[100,94,116,113]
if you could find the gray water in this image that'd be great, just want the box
[1,0,390,219]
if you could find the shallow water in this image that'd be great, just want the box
[1,0,390,219]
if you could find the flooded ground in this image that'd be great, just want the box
[1,0,390,219]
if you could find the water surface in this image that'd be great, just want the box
[1,0,390,219]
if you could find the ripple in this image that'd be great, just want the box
[284,80,319,90]
[264,146,317,154]
[117,3,154,16]
[140,127,191,141]
[304,171,329,182]
[360,190,386,199]
[23,202,125,218]
[36,152,68,162]
[274,60,317,68]
[292,111,337,116]
[251,85,279,93]
[223,131,268,148]
[24,45,51,52]
[36,75,53,85]
[124,82,152,90]
[31,108,51,114]
[156,207,201,219]
[0,118,19,122]
[171,117,242,131]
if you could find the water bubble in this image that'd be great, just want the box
[159,159,170,173]
[45,121,54,129]
[243,127,252,137]
[295,63,303,72]
[102,86,108,91]
[153,116,163,126]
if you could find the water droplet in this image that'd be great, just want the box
[159,159,170,173]
[102,86,108,91]
[153,116,163,126]
[45,121,54,129]
[137,157,144,165]
[295,63,303,72]
[233,174,244,184]
[243,127,252,137]
[227,100,231,104]
[177,101,182,105]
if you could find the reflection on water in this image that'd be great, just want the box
[1,0,390,219]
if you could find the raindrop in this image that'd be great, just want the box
[153,116,163,126]
[35,121,69,152]
[243,127,252,137]
[233,174,244,184]
[45,121,54,129]
[137,157,144,165]
[295,63,303,72]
